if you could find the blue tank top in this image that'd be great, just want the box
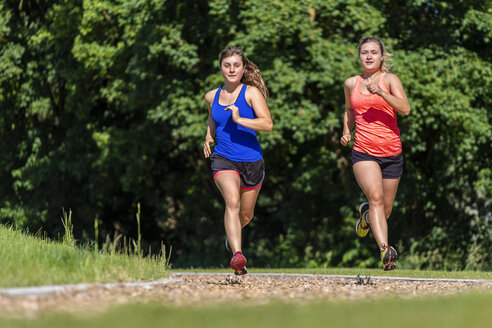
[212,84,263,162]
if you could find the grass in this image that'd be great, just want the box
[0,292,490,328]
[0,220,491,327]
[0,224,170,288]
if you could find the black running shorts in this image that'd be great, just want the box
[351,149,403,179]
[210,153,265,190]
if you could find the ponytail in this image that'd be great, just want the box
[242,58,269,100]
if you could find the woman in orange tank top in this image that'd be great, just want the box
[340,37,410,271]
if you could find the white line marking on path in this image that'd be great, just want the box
[171,272,491,283]
[1,272,489,297]
[0,278,181,297]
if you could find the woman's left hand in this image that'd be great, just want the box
[225,104,240,123]
[366,82,385,96]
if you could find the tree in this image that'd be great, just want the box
[0,0,490,269]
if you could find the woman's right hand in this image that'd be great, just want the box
[340,133,351,146]
[203,137,214,158]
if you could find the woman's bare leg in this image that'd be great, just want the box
[239,185,262,228]
[353,161,387,247]
[214,172,242,253]
[382,178,400,219]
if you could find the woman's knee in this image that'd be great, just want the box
[384,208,393,220]
[224,195,241,210]
[240,212,253,227]
[367,193,384,206]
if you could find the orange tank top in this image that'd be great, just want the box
[350,73,401,157]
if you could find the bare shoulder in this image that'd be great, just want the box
[384,73,406,92]
[344,75,358,91]
[245,85,262,98]
[205,88,219,104]
[384,73,403,84]
[245,85,266,106]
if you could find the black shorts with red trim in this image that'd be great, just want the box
[210,153,265,190]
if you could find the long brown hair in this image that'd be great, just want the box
[219,46,269,100]
[358,36,392,72]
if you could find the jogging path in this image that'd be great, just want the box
[1,272,491,315]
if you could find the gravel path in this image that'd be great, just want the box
[1,273,491,316]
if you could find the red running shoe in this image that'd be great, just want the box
[230,252,247,275]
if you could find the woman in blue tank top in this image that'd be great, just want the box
[203,47,273,275]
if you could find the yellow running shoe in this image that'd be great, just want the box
[380,244,398,271]
[356,202,370,237]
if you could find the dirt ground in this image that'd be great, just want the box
[1,273,491,316]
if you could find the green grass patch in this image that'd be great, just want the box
[177,267,492,280]
[0,225,170,288]
[0,292,490,328]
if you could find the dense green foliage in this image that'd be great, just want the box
[0,0,490,270]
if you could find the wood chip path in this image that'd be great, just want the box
[1,273,491,316]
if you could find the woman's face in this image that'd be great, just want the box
[220,54,245,84]
[359,42,382,72]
